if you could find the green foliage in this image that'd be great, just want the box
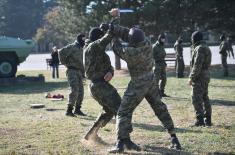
[0,0,44,39]
[34,0,235,43]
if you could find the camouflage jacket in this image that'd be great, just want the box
[174,41,183,58]
[152,41,167,67]
[219,41,229,56]
[112,25,154,79]
[83,32,114,81]
[189,41,211,81]
[59,42,84,73]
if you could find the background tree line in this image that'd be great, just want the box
[0,0,234,52]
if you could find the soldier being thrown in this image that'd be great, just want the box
[83,27,121,140]
[108,25,181,153]
[188,31,212,126]
[59,34,86,117]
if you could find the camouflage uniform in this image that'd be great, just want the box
[152,41,167,94]
[174,41,185,78]
[112,27,175,140]
[59,42,85,110]
[190,41,212,123]
[227,38,234,58]
[84,32,121,134]
[219,40,229,76]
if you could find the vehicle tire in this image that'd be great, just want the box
[0,58,17,78]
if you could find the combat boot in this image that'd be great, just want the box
[194,116,205,126]
[65,106,76,117]
[109,138,141,153]
[74,106,86,116]
[161,90,170,97]
[170,136,181,150]
[205,116,212,126]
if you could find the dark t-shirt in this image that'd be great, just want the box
[51,52,59,64]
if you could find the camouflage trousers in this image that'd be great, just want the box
[154,65,167,92]
[66,69,84,108]
[176,57,185,78]
[221,54,228,76]
[89,80,121,128]
[191,78,211,119]
[117,74,175,139]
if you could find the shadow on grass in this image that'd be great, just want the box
[211,99,235,106]
[142,145,191,155]
[45,108,65,111]
[79,115,97,121]
[165,96,190,101]
[166,65,235,80]
[133,123,202,133]
[210,84,235,88]
[0,81,68,94]
[207,152,234,155]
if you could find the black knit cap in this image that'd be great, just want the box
[220,34,225,41]
[76,33,85,47]
[128,27,145,45]
[99,23,109,33]
[77,34,85,42]
[191,31,203,44]
[89,27,104,42]
[158,33,165,41]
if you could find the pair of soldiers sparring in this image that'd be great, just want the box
[82,21,181,152]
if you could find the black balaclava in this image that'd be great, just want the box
[220,34,225,41]
[128,27,145,45]
[158,33,166,45]
[178,37,183,44]
[77,34,85,48]
[191,31,203,45]
[99,23,109,33]
[89,27,104,42]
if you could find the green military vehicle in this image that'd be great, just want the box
[0,36,34,78]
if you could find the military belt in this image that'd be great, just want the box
[67,66,79,70]
[131,71,154,81]
[91,77,105,83]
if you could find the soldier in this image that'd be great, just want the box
[219,34,229,76]
[109,26,181,153]
[83,27,121,140]
[188,31,212,126]
[59,34,86,117]
[153,34,169,97]
[227,36,234,59]
[174,37,185,78]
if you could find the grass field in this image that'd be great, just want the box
[0,67,234,155]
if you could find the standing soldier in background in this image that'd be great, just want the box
[219,34,230,76]
[189,31,212,126]
[227,36,234,59]
[83,27,121,140]
[51,46,60,79]
[153,34,169,97]
[59,34,86,117]
[174,37,185,78]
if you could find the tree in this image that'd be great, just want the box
[0,0,46,39]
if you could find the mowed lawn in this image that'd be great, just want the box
[0,67,234,155]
